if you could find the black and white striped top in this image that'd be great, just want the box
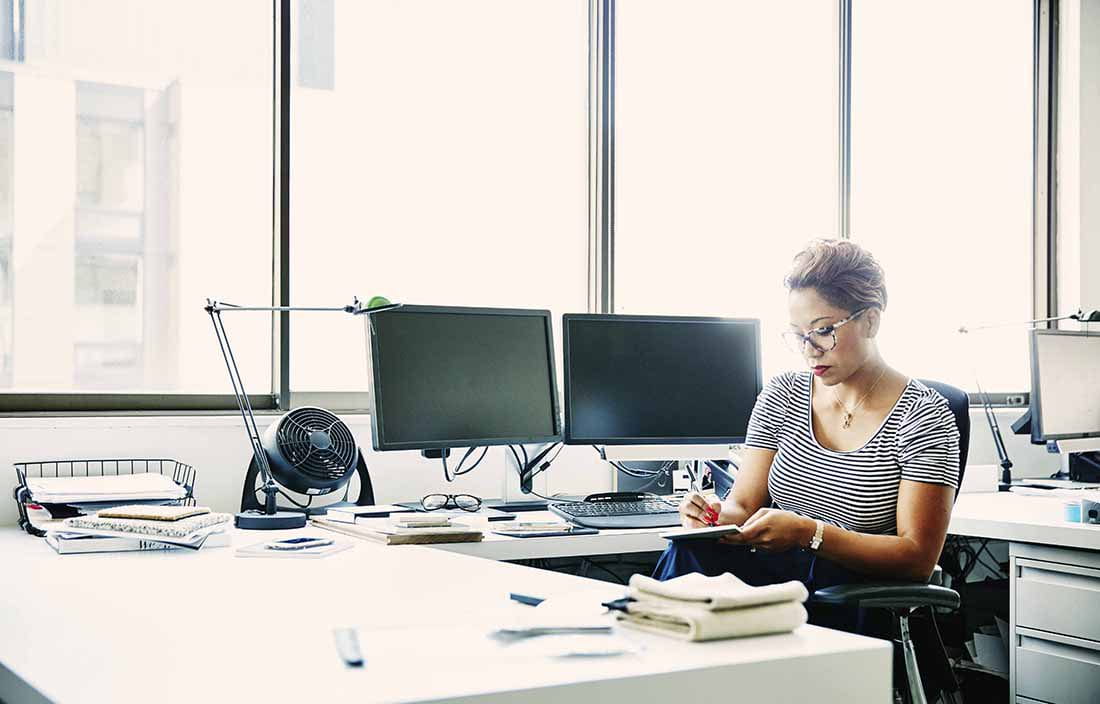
[743,371,960,535]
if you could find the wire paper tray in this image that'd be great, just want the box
[13,458,196,537]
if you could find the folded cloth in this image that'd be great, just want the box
[617,599,807,641]
[628,572,808,611]
[616,572,809,641]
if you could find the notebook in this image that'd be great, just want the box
[97,505,210,521]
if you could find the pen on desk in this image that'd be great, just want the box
[333,627,364,667]
[509,592,545,607]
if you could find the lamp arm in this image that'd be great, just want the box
[204,297,401,516]
[958,309,1097,334]
[207,306,279,513]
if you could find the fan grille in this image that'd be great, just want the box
[275,407,357,482]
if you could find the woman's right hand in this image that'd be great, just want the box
[679,492,723,528]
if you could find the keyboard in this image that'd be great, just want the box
[548,497,681,529]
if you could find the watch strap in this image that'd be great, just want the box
[808,519,825,551]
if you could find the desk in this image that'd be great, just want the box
[947,492,1100,703]
[0,528,891,704]
[441,495,1100,703]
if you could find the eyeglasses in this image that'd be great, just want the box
[421,493,482,512]
[782,308,870,354]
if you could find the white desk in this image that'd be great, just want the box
[435,494,1100,561]
[0,528,891,704]
[442,494,1100,703]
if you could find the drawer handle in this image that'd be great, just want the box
[1019,566,1100,592]
[1020,635,1100,665]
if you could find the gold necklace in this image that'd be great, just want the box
[831,367,887,429]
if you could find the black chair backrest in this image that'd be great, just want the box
[917,379,970,500]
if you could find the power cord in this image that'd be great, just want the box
[441,447,489,482]
[506,445,586,503]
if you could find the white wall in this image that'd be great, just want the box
[0,407,1055,528]
[0,414,613,527]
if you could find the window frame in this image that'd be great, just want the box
[0,0,1053,414]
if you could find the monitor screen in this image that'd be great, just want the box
[1030,330,1100,441]
[368,306,561,450]
[563,315,762,445]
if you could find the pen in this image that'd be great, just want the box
[333,627,364,667]
[509,592,545,607]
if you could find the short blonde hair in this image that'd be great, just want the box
[784,239,887,312]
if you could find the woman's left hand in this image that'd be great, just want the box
[720,508,815,553]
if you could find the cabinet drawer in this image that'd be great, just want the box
[1016,559,1100,642]
[1016,630,1100,704]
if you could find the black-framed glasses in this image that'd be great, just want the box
[421,493,482,512]
[781,308,870,354]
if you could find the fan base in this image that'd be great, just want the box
[235,510,308,530]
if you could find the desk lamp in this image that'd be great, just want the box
[958,308,1099,490]
[205,296,400,529]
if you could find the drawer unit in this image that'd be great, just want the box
[1015,558,1100,642]
[1015,629,1100,704]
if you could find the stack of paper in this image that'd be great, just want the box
[26,473,188,504]
[48,509,232,553]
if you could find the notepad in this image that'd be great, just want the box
[97,505,210,521]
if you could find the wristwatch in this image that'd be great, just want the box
[808,519,825,552]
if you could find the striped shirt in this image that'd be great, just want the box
[743,371,960,535]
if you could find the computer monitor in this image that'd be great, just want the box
[1029,329,1100,442]
[367,305,561,451]
[563,314,762,446]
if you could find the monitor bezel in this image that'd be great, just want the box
[1029,328,1100,442]
[368,305,562,451]
[562,313,763,446]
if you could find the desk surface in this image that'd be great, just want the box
[0,528,890,704]
[435,492,1100,561]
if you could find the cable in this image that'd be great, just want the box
[507,445,586,503]
[441,446,489,482]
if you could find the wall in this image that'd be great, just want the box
[0,407,1055,528]
[0,414,612,527]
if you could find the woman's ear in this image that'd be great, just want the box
[865,308,881,337]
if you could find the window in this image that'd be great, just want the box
[850,0,1033,392]
[4,1,274,396]
[289,0,589,393]
[0,71,11,387]
[614,0,838,380]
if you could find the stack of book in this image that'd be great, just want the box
[311,513,483,545]
[46,505,232,554]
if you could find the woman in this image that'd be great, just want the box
[656,239,959,619]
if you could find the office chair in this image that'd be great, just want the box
[811,379,970,704]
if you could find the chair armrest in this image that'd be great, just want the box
[812,582,960,610]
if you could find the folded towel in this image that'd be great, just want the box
[617,599,807,641]
[628,572,808,611]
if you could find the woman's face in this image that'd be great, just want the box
[787,287,875,385]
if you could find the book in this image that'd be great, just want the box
[58,512,232,549]
[660,524,742,541]
[97,505,210,521]
[63,511,230,538]
[323,504,414,523]
[45,530,230,554]
[311,517,483,545]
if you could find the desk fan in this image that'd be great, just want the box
[238,406,375,527]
